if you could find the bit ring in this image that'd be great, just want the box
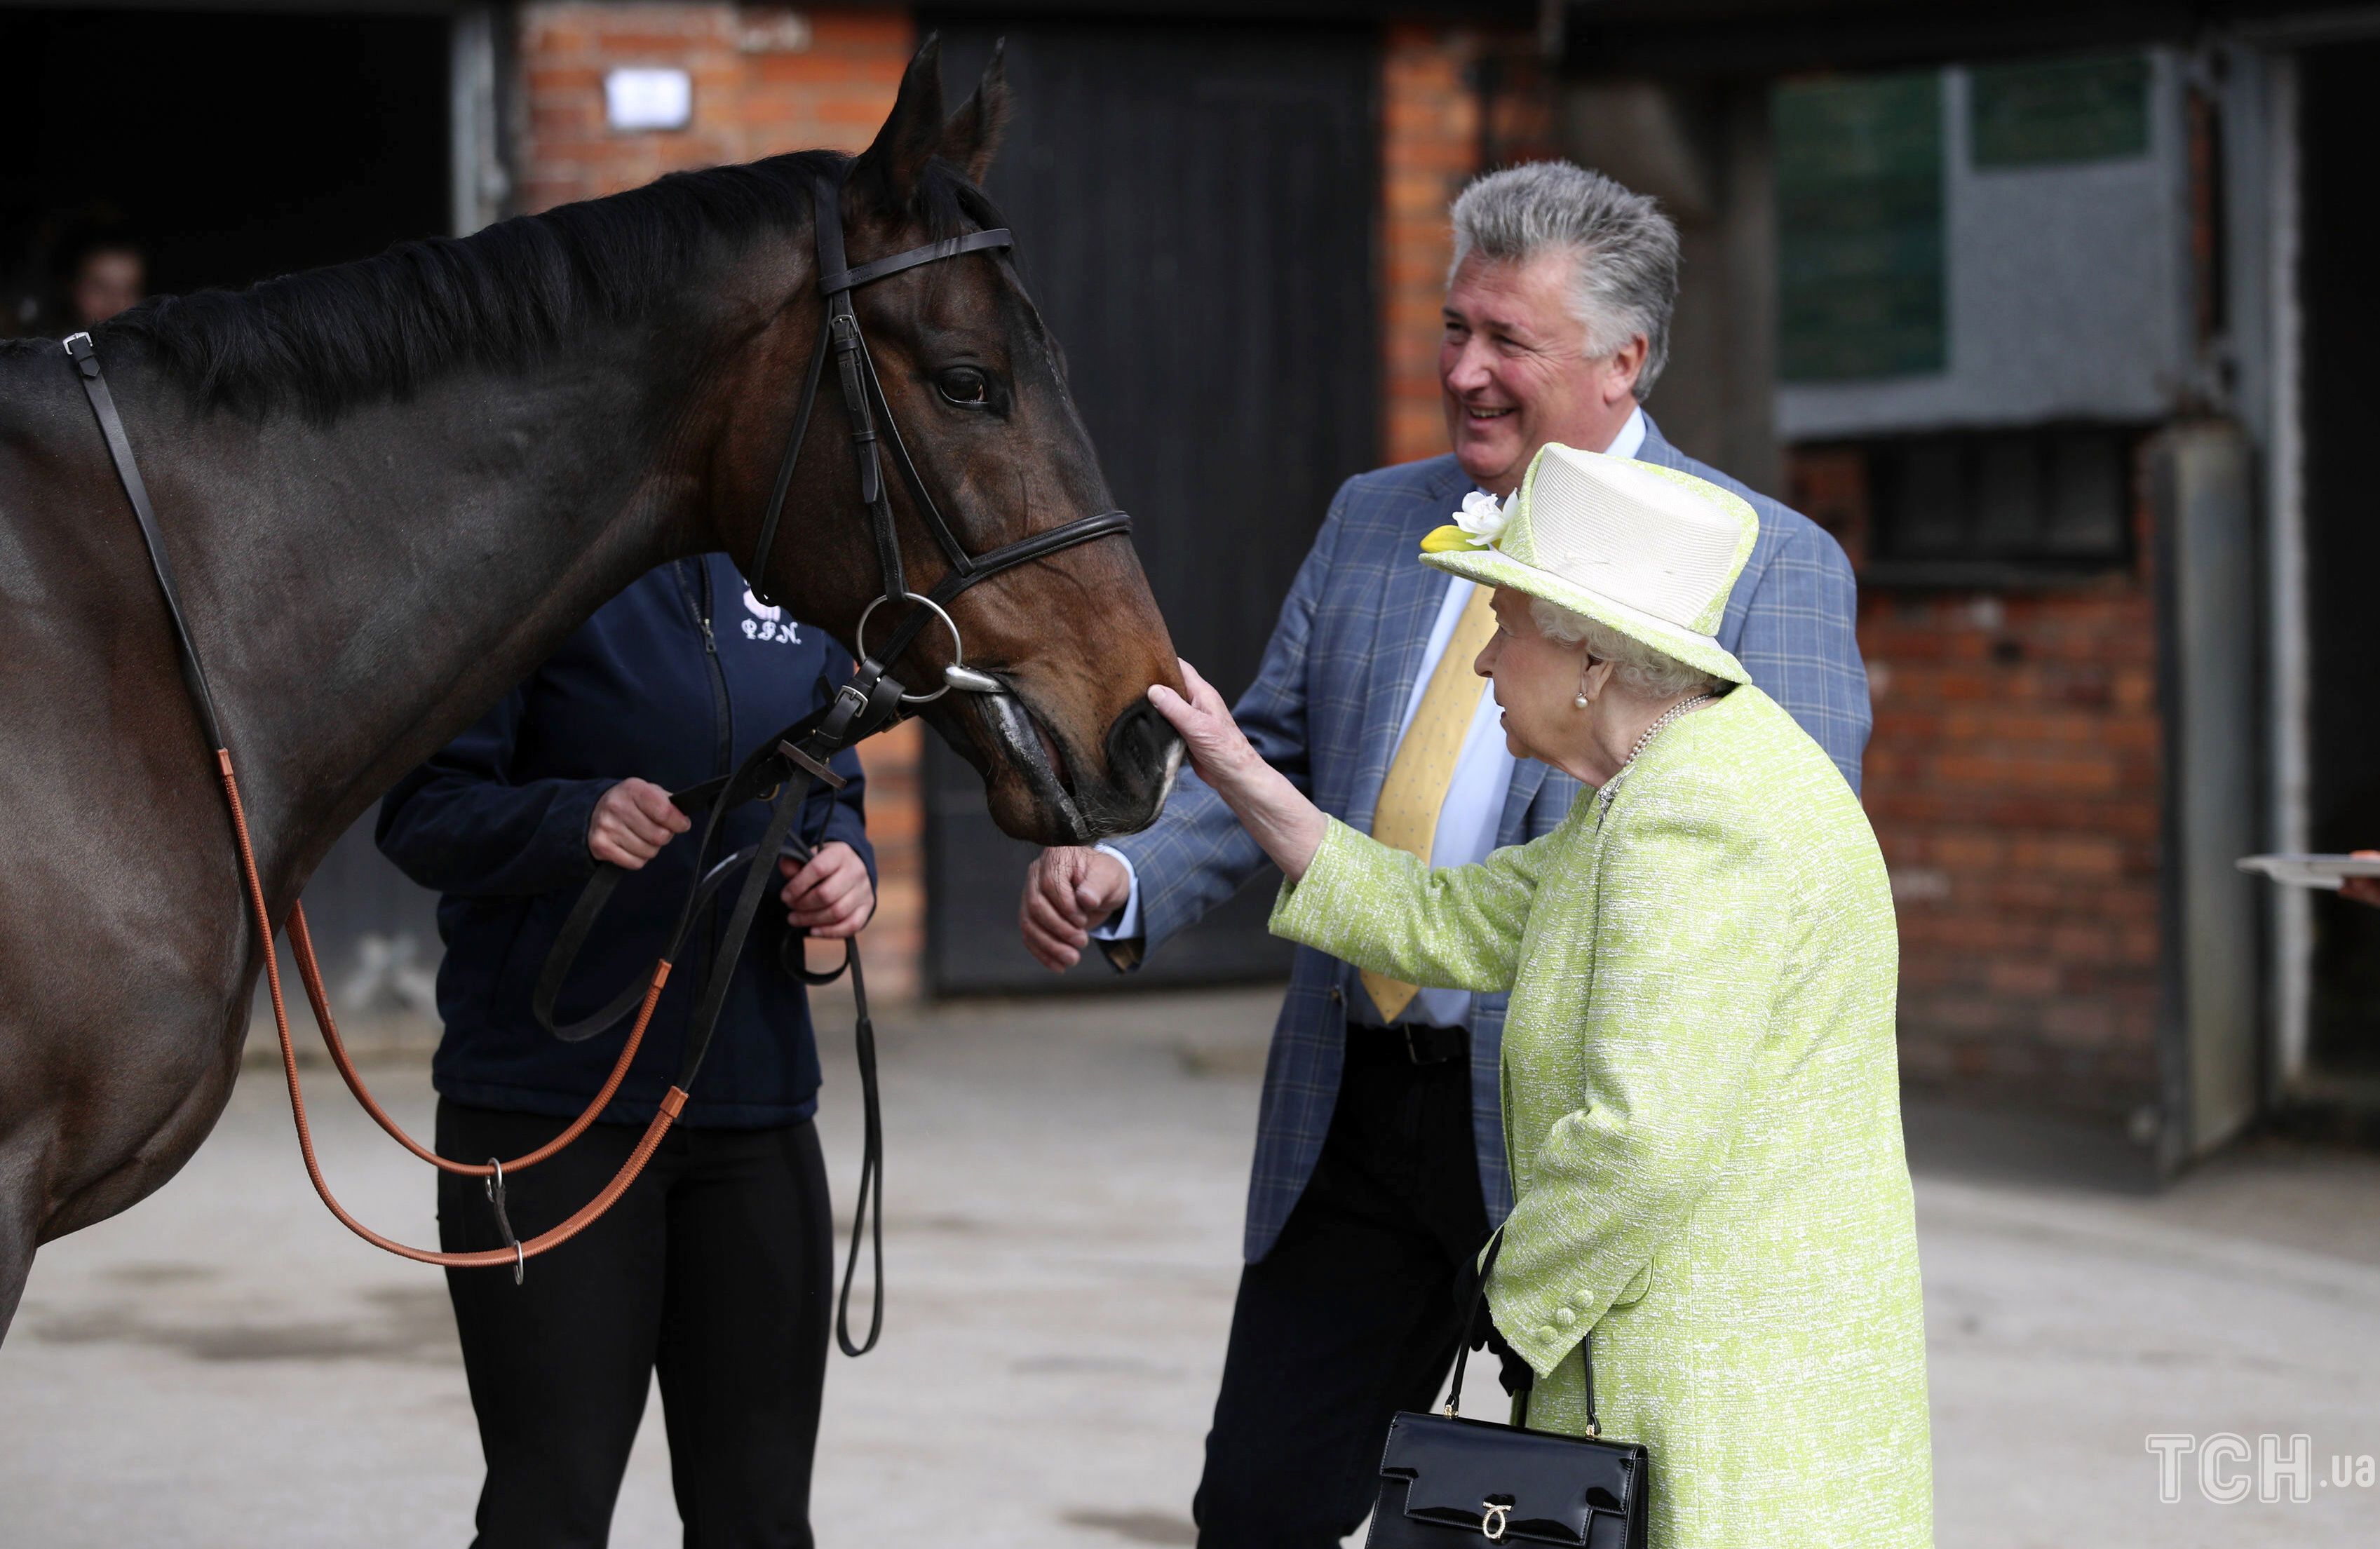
[853,591,966,705]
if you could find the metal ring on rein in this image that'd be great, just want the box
[853,590,978,704]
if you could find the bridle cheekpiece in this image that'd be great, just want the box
[744,168,1132,715]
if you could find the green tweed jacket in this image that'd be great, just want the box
[1271,686,1932,1548]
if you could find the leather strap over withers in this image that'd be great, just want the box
[65,332,692,1281]
[65,334,224,748]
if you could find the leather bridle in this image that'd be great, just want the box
[746,169,1134,711]
[61,160,1137,1360]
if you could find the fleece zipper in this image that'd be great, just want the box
[687,559,734,778]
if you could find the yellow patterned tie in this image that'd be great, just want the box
[1362,582,1500,1022]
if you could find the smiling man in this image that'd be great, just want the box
[1017,161,1869,1548]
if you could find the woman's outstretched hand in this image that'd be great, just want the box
[1148,658,1257,787]
[1147,659,1327,882]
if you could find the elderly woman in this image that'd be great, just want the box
[1148,445,1931,1548]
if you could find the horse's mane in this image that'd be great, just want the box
[90,149,1000,421]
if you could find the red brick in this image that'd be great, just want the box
[1818,437,2170,1114]
[806,12,912,49]
[1987,959,2062,997]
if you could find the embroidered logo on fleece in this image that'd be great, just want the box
[740,588,802,644]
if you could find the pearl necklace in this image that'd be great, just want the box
[1597,692,1715,809]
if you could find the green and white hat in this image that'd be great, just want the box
[1419,442,1758,686]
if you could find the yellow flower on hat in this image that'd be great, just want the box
[1419,489,1513,555]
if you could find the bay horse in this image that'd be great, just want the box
[0,39,1182,1340]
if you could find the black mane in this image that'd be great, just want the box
[90,149,1001,421]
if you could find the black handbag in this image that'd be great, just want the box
[1365,1237,1650,1548]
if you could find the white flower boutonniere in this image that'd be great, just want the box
[1453,489,1512,549]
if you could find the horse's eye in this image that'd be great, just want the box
[938,367,990,407]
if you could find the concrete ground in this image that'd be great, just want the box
[3,987,2376,1548]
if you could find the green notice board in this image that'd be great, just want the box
[1776,71,1946,382]
[1971,53,2151,168]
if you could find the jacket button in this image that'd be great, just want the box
[1328,986,1343,1004]
[1553,1306,1576,1327]
[1534,1325,1560,1344]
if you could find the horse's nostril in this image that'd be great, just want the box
[1072,696,1186,839]
[1104,698,1184,800]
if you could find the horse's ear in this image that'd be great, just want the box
[856,34,946,204]
[940,40,1010,187]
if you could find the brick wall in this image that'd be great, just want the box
[514,4,911,208]
[512,3,924,996]
[1792,446,2165,1116]
[1380,21,1556,464]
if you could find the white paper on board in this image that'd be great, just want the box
[606,68,692,132]
[2236,853,2380,887]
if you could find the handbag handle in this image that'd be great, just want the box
[1448,1230,1600,1438]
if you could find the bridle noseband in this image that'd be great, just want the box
[746,169,1133,708]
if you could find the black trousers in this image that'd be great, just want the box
[1192,1030,1492,1548]
[435,1100,834,1549]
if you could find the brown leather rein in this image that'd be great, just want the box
[66,330,691,1278]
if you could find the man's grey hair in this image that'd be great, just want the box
[1529,597,1722,701]
[1449,162,1681,399]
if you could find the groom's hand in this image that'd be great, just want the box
[1020,846,1131,970]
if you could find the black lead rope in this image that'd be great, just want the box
[534,664,905,1355]
[828,935,885,1355]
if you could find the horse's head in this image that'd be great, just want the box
[721,39,1184,846]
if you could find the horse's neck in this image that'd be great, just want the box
[173,341,716,891]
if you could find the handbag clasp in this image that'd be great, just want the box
[1481,1499,1511,1541]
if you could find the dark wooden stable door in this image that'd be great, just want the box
[2298,43,2380,1086]
[924,22,1379,992]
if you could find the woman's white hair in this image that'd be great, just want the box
[1528,597,1723,701]
[1449,162,1681,398]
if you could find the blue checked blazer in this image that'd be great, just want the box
[1107,416,1871,1261]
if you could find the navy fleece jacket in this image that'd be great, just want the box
[376,554,872,1128]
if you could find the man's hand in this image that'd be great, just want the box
[588,778,691,870]
[1020,846,1131,971]
[780,841,874,939]
[2344,850,2380,909]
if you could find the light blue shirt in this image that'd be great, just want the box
[1094,410,1647,1026]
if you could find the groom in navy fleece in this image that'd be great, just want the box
[378,551,870,1548]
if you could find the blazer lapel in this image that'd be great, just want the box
[1347,464,1469,838]
[1636,412,1682,470]
[1496,757,1550,845]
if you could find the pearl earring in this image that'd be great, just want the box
[1573,692,1589,709]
